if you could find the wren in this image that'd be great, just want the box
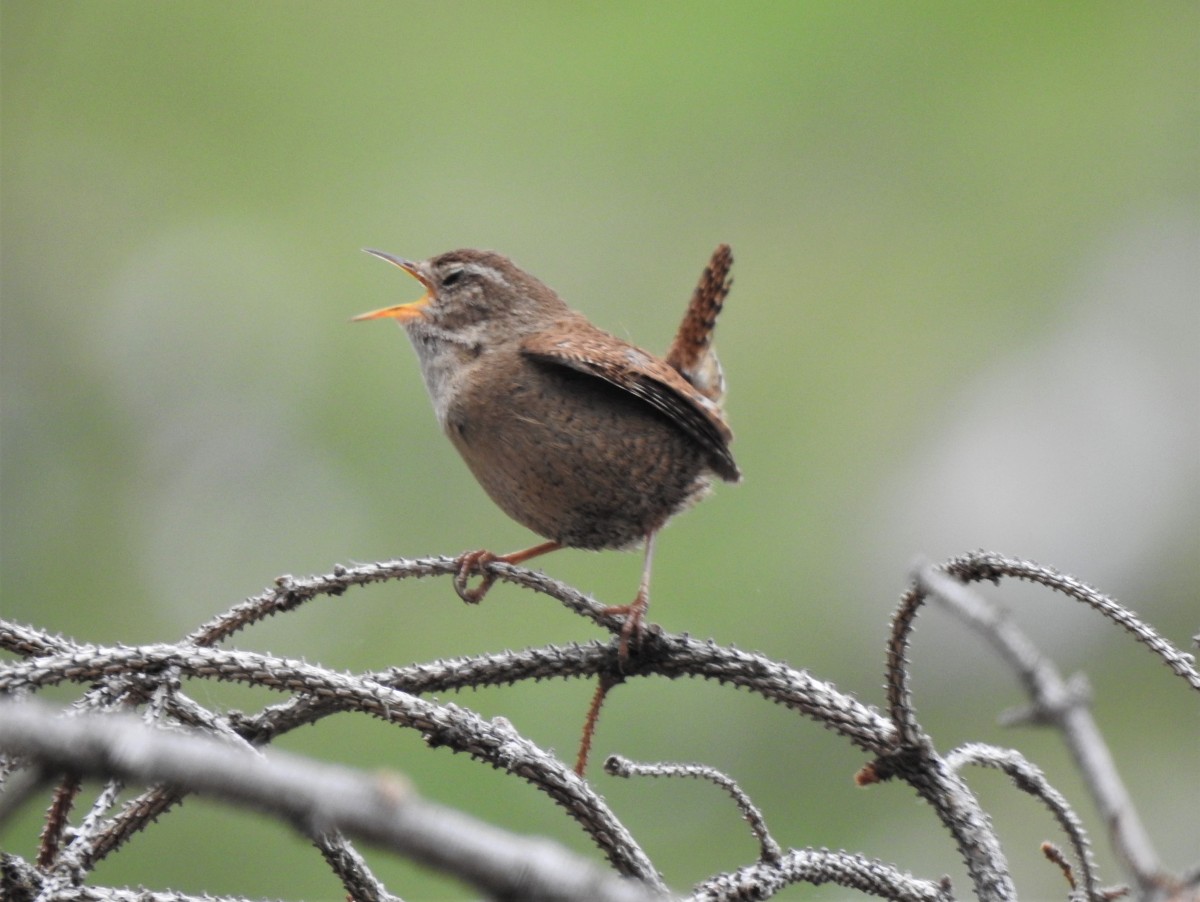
[354,245,739,656]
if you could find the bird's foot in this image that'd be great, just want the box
[452,540,563,604]
[453,549,498,604]
[601,589,649,662]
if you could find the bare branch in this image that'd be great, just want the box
[0,620,69,658]
[0,624,895,879]
[1,857,264,902]
[866,746,1015,901]
[3,550,1193,900]
[888,551,1198,747]
[184,556,619,649]
[605,755,782,864]
[0,701,665,902]
[945,742,1103,900]
[312,830,404,902]
[688,848,953,902]
[918,561,1170,896]
[0,644,659,884]
[36,774,79,868]
[939,552,1200,691]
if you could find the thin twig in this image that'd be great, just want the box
[605,756,782,864]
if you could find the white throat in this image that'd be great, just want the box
[405,322,484,428]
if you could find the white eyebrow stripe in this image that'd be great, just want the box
[456,262,510,287]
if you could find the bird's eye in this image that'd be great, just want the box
[442,268,465,288]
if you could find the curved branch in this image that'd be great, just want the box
[0,645,660,886]
[689,847,952,902]
[946,742,1101,900]
[887,551,1199,746]
[185,556,618,648]
[0,701,663,902]
[921,561,1169,896]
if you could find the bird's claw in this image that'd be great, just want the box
[454,549,498,604]
[601,590,649,663]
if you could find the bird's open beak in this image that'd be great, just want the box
[352,249,432,322]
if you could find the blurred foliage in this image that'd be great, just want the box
[2,2,1197,899]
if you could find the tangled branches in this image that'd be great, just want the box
[1,551,1196,901]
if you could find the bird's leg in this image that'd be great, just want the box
[573,534,660,774]
[601,531,657,660]
[453,540,562,603]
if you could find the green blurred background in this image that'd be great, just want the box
[3,2,1197,898]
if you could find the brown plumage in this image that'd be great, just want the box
[354,245,739,658]
[666,243,733,404]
